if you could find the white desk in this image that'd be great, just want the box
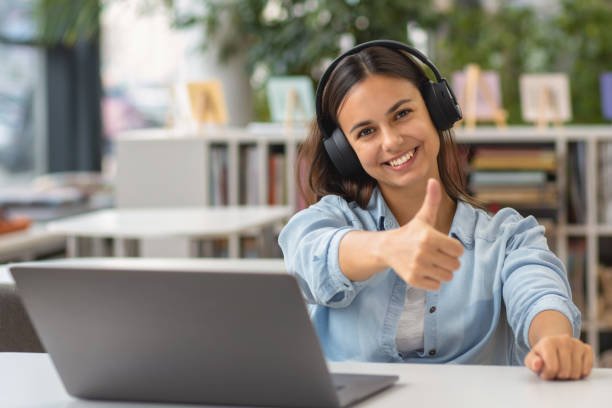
[1,353,610,407]
[0,225,65,263]
[46,206,292,258]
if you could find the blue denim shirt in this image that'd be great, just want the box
[278,187,581,365]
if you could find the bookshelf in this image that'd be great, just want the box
[117,124,612,361]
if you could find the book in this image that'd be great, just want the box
[470,171,548,186]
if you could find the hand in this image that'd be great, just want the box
[524,334,593,380]
[382,178,463,291]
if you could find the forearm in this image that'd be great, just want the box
[528,310,573,347]
[338,230,390,282]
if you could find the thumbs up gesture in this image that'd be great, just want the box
[382,178,464,291]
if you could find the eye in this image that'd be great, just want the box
[357,127,375,138]
[395,109,412,120]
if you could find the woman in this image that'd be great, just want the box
[278,40,592,380]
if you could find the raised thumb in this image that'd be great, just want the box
[415,178,441,225]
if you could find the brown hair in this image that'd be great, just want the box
[297,46,483,210]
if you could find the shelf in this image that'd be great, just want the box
[115,125,612,358]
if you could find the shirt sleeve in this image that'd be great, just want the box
[499,211,581,359]
[278,195,369,308]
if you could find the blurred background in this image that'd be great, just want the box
[1,0,612,365]
[0,0,610,183]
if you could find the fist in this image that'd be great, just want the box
[525,335,593,380]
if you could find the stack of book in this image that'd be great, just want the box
[599,142,612,224]
[568,142,586,224]
[267,146,286,205]
[468,144,557,219]
[209,145,228,206]
[239,145,260,205]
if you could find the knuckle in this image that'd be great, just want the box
[414,250,427,264]
[558,367,571,379]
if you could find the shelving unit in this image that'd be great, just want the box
[117,124,612,360]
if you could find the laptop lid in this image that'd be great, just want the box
[10,258,396,407]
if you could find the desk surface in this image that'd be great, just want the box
[46,206,292,238]
[2,353,611,407]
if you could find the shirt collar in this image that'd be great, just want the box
[368,187,476,249]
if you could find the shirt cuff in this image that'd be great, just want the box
[325,226,357,295]
[522,294,582,349]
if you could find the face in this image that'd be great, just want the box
[336,74,441,196]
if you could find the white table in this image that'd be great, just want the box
[0,225,65,263]
[1,353,610,407]
[46,206,292,258]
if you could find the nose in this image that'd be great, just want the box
[380,126,404,152]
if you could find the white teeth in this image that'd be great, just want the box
[388,149,416,167]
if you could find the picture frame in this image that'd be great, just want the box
[266,76,315,124]
[186,80,228,125]
[451,67,504,124]
[519,73,571,125]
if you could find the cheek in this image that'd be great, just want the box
[350,143,378,168]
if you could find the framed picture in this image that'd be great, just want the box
[451,68,503,122]
[266,76,315,123]
[186,80,228,125]
[600,72,612,121]
[519,73,571,124]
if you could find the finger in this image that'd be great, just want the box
[571,343,583,380]
[424,263,455,283]
[432,250,462,273]
[556,342,572,380]
[537,342,559,380]
[581,344,594,378]
[525,351,544,374]
[421,229,464,258]
[417,276,442,291]
[415,178,441,226]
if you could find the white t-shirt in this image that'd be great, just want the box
[395,285,426,354]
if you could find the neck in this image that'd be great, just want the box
[381,182,457,234]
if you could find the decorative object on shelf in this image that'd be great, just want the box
[186,80,228,128]
[452,64,507,130]
[520,73,572,129]
[0,207,31,235]
[266,76,315,127]
[601,72,612,121]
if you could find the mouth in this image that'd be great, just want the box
[384,147,418,169]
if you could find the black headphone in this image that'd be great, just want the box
[315,39,462,177]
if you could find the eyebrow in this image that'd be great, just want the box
[349,98,413,134]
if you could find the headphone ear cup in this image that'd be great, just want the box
[420,80,462,131]
[323,128,364,177]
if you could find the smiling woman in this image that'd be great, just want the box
[278,40,593,381]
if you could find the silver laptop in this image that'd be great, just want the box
[10,258,397,407]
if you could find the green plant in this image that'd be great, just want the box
[173,0,438,75]
[173,0,612,124]
[553,0,612,123]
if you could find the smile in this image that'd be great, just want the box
[386,148,417,168]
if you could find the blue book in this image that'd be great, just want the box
[471,171,547,185]
[601,72,612,120]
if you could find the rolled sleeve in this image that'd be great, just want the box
[278,195,369,308]
[521,294,582,350]
[501,214,581,355]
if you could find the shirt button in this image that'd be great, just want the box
[429,349,436,356]
[429,306,436,313]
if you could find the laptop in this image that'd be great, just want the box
[10,258,398,407]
